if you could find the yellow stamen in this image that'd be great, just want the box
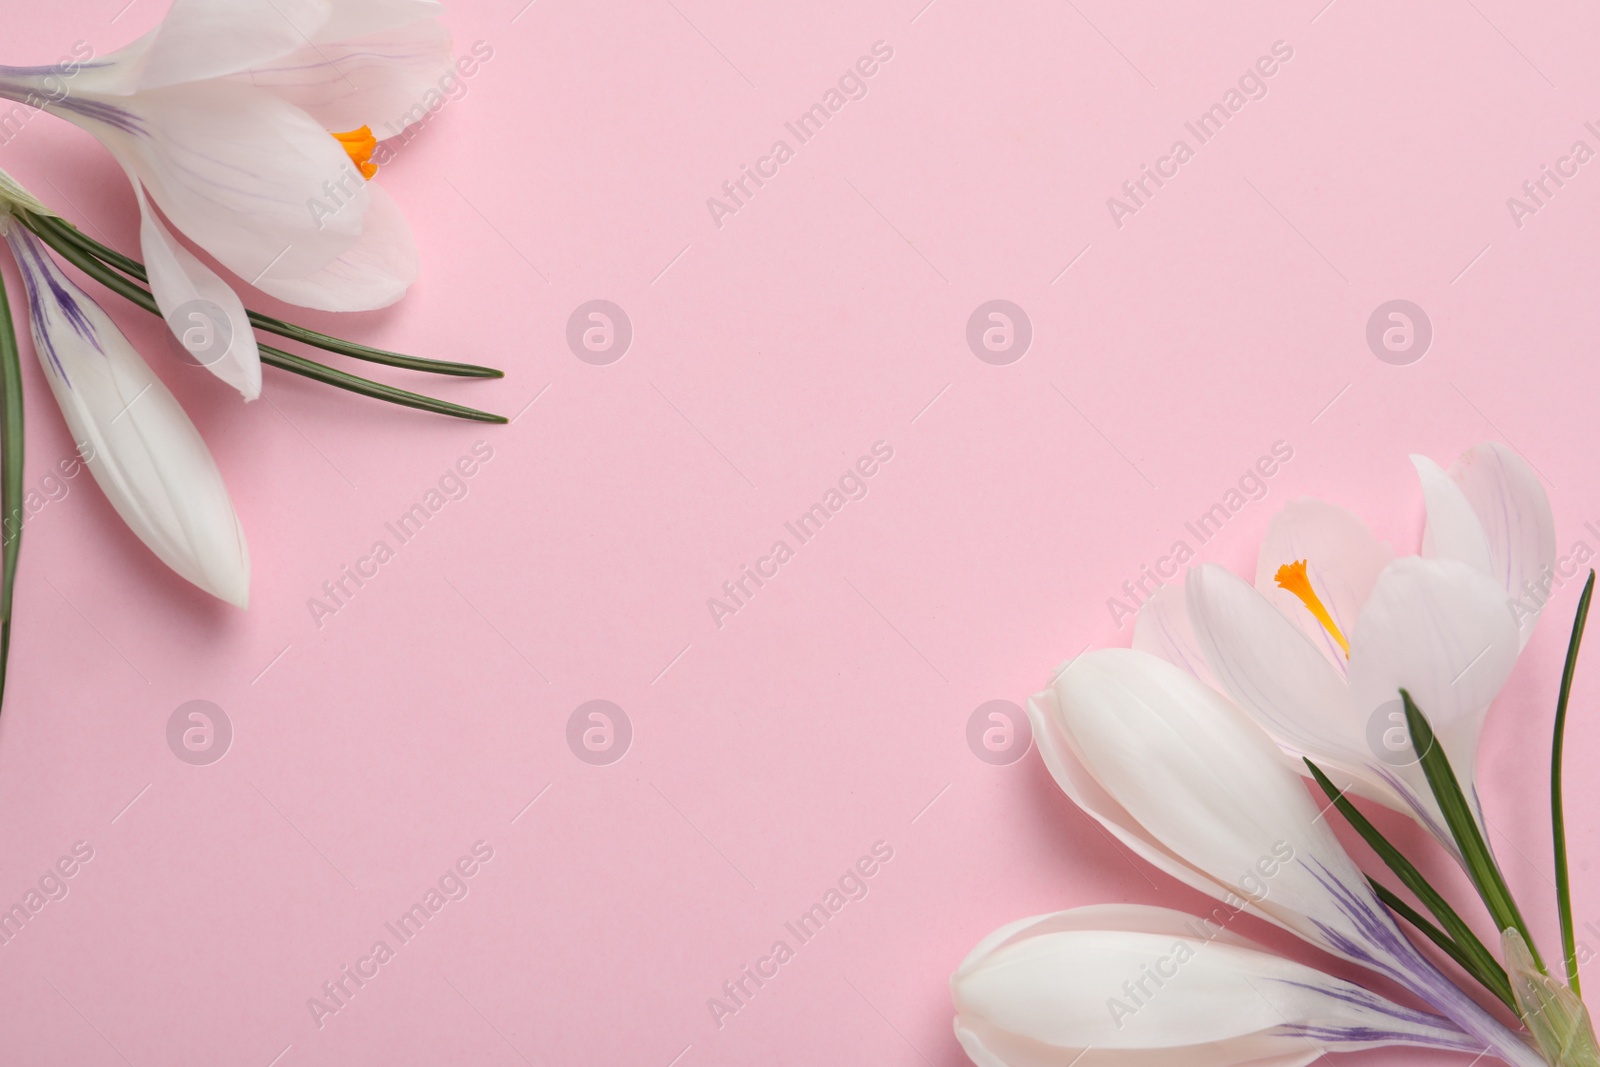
[1274,560,1349,657]
[332,126,379,180]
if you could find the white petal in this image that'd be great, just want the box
[1046,650,1382,955]
[1252,498,1393,672]
[237,19,453,133]
[80,81,370,290]
[1028,688,1236,907]
[1413,454,1495,578]
[132,0,335,90]
[136,185,261,401]
[1132,583,1217,688]
[1345,556,1521,814]
[251,183,417,310]
[314,0,444,40]
[1449,442,1557,647]
[1184,564,1406,812]
[3,224,248,606]
[953,906,1480,1064]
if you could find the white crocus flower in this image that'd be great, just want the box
[952,904,1489,1067]
[0,0,452,398]
[1140,443,1552,847]
[1030,648,1541,1067]
[0,216,248,606]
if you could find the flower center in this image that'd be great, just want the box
[1274,560,1349,657]
[332,127,379,180]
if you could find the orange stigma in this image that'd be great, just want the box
[1274,560,1349,657]
[332,126,379,180]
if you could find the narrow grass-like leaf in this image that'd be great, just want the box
[1307,758,1514,1009]
[0,259,23,711]
[1404,689,1545,972]
[32,214,502,379]
[1554,569,1594,994]
[1367,878,1516,1011]
[259,345,506,423]
[17,213,506,423]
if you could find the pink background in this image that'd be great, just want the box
[1,0,1598,1064]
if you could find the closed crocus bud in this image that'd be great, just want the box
[1029,648,1540,1067]
[952,904,1485,1067]
[1,217,249,607]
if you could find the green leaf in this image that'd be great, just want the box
[1554,569,1595,994]
[259,345,506,424]
[1404,689,1545,971]
[16,213,507,423]
[32,214,503,379]
[1307,758,1515,1010]
[0,259,23,711]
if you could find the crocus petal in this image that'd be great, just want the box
[1448,442,1557,648]
[1252,498,1393,673]
[313,0,444,41]
[129,0,334,91]
[1184,564,1407,813]
[1132,584,1218,688]
[1414,454,1495,579]
[1036,648,1541,1067]
[1028,687,1238,907]
[237,19,453,134]
[135,184,261,401]
[251,183,416,311]
[74,80,369,290]
[952,905,1482,1067]
[1345,556,1520,831]
[2,222,248,606]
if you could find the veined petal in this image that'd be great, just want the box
[1132,584,1218,688]
[952,905,1482,1066]
[252,184,416,311]
[1184,564,1406,813]
[1413,454,1495,579]
[130,0,334,91]
[1,222,248,606]
[76,80,370,291]
[1448,442,1557,648]
[237,19,453,134]
[1253,498,1393,673]
[1345,556,1521,827]
[135,184,261,401]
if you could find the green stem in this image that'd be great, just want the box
[1554,569,1595,994]
[1404,690,1545,972]
[32,214,503,379]
[16,213,506,423]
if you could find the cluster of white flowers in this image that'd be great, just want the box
[954,443,1585,1067]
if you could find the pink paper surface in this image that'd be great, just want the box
[0,1,1597,1064]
